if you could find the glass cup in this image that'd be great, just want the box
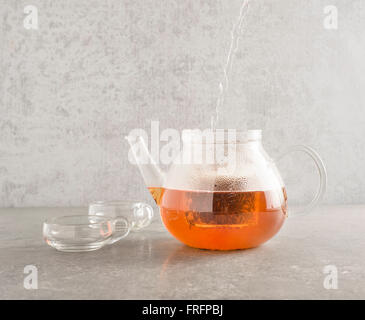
[43,215,130,252]
[88,201,154,232]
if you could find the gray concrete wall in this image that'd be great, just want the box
[1,0,364,207]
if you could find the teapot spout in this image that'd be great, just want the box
[125,135,164,190]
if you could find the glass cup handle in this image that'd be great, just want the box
[131,203,154,231]
[108,217,130,244]
[277,145,327,216]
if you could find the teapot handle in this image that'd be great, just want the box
[277,145,327,216]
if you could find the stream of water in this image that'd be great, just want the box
[211,0,250,130]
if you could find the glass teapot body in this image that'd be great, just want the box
[127,129,326,250]
[149,130,287,250]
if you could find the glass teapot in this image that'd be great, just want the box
[126,129,326,250]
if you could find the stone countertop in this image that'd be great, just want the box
[0,206,364,300]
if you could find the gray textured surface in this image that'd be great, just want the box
[0,206,364,299]
[1,0,365,207]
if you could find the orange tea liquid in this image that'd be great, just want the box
[149,187,287,250]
